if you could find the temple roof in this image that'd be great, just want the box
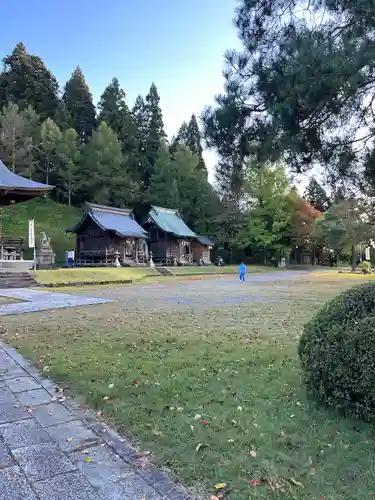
[67,202,147,238]
[146,206,196,238]
[196,235,215,247]
[0,160,53,204]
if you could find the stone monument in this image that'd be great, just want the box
[36,232,56,269]
[114,250,121,268]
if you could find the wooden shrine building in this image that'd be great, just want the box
[143,206,197,265]
[67,203,148,266]
[192,235,214,264]
[0,159,53,266]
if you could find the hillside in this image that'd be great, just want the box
[3,198,79,264]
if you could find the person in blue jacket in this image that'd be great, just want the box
[239,262,247,282]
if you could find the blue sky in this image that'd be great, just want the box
[0,0,241,175]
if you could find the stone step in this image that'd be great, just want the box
[0,271,38,289]
[155,267,175,277]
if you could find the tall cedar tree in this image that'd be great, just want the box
[63,66,96,142]
[144,83,166,188]
[132,94,150,189]
[79,122,136,207]
[172,115,207,173]
[304,178,330,212]
[98,78,129,136]
[0,43,59,119]
[148,145,216,233]
[98,78,140,187]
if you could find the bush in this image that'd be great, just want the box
[357,260,372,274]
[299,282,375,420]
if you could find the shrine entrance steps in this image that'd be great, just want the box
[155,266,175,276]
[0,270,38,289]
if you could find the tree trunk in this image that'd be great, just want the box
[351,245,356,272]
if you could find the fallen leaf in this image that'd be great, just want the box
[133,461,149,469]
[196,443,205,452]
[202,420,209,425]
[249,479,261,487]
[249,450,257,458]
[84,458,93,463]
[108,383,114,389]
[194,414,202,420]
[134,451,151,458]
[66,437,73,442]
[210,496,220,500]
[290,478,304,488]
[214,483,227,490]
[132,380,137,385]
[102,396,110,401]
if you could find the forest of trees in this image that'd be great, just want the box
[0,39,372,266]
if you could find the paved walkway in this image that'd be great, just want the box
[0,343,193,500]
[0,289,112,317]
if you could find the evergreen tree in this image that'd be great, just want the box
[54,100,71,131]
[237,162,292,261]
[79,122,132,206]
[0,103,33,175]
[38,118,62,185]
[304,178,330,212]
[56,128,80,205]
[148,146,180,209]
[98,78,128,136]
[149,145,216,232]
[132,94,150,189]
[186,114,207,173]
[0,42,59,119]
[172,115,207,172]
[62,66,97,142]
[170,121,188,155]
[315,199,374,270]
[144,83,166,187]
[98,78,139,177]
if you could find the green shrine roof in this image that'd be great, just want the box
[147,206,196,238]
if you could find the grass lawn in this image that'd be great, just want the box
[3,198,78,264]
[166,264,274,275]
[35,267,157,285]
[2,274,375,499]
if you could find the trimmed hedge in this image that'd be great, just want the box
[299,282,375,420]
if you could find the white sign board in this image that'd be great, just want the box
[366,246,371,261]
[28,220,35,248]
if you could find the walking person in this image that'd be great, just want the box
[238,262,247,282]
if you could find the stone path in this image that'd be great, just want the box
[0,343,193,500]
[0,289,112,317]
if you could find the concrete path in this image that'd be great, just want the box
[0,343,193,500]
[0,289,112,317]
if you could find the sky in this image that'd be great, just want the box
[0,0,242,181]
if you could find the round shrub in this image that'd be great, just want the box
[358,260,372,274]
[299,282,375,420]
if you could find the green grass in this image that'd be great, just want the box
[2,276,375,499]
[3,198,79,264]
[36,267,157,285]
[167,265,273,275]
